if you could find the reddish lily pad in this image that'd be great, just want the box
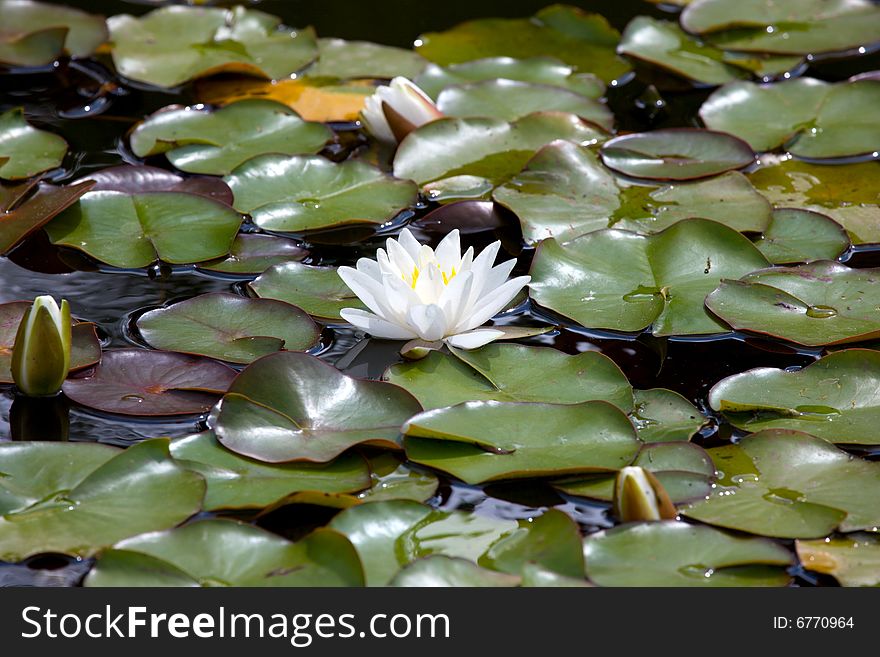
[62,349,236,416]
[84,164,233,205]
[0,180,95,254]
[196,233,308,275]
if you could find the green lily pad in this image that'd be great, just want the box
[196,233,307,275]
[683,429,880,537]
[0,300,101,384]
[520,563,593,587]
[136,292,319,364]
[708,349,880,445]
[356,454,439,504]
[618,16,801,86]
[436,80,613,129]
[748,157,880,244]
[415,5,631,84]
[680,0,880,56]
[209,351,422,463]
[403,400,640,484]
[582,521,794,587]
[752,208,850,264]
[129,100,332,176]
[706,261,880,346]
[797,534,880,587]
[45,188,243,268]
[700,78,880,158]
[0,180,94,254]
[63,348,236,416]
[493,141,771,243]
[631,388,706,443]
[249,261,366,320]
[0,439,205,561]
[84,519,364,587]
[391,556,521,587]
[600,128,755,181]
[555,441,715,504]
[385,343,633,411]
[529,218,770,336]
[0,0,108,67]
[414,56,605,100]
[170,430,370,510]
[0,108,67,180]
[307,38,427,79]
[226,154,417,233]
[393,112,606,186]
[108,5,318,88]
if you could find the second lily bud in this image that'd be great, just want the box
[612,466,677,523]
[11,295,72,397]
[360,77,444,144]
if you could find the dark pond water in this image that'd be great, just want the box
[2,0,878,587]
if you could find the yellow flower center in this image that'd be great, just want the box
[404,264,456,288]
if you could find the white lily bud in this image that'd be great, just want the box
[612,466,677,523]
[360,77,443,144]
[11,295,72,397]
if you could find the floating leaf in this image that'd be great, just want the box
[631,388,706,443]
[195,76,375,122]
[249,261,366,320]
[82,164,234,204]
[385,343,633,411]
[357,453,439,504]
[706,261,880,346]
[108,5,318,88]
[555,441,715,504]
[0,300,100,384]
[415,56,605,100]
[0,180,94,254]
[797,534,880,587]
[600,128,755,181]
[403,400,640,484]
[582,521,793,587]
[136,292,319,364]
[494,141,770,243]
[226,154,417,233]
[436,80,613,129]
[748,156,880,244]
[209,351,422,463]
[330,499,524,586]
[700,78,880,158]
[391,556,521,587]
[752,208,849,264]
[0,108,67,180]
[618,16,801,85]
[415,5,631,84]
[681,0,880,56]
[683,430,880,537]
[129,100,331,176]
[529,218,770,335]
[45,188,243,268]
[0,439,205,561]
[63,348,236,416]
[170,431,370,510]
[307,38,427,79]
[708,349,880,445]
[0,0,108,67]
[84,519,364,587]
[394,112,606,186]
[196,233,307,275]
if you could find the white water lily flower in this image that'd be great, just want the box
[360,77,443,144]
[338,229,530,350]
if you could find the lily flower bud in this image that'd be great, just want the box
[11,295,72,397]
[612,466,677,523]
[360,77,443,144]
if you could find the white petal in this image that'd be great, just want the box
[387,235,417,277]
[340,308,417,339]
[454,275,530,333]
[438,269,473,329]
[360,95,395,143]
[338,266,396,320]
[397,228,423,261]
[354,256,383,282]
[482,257,517,292]
[413,262,444,305]
[406,304,447,341]
[465,240,501,304]
[388,77,442,127]
[445,329,505,350]
[434,229,461,272]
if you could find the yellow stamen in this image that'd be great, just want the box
[410,265,420,289]
[441,266,456,285]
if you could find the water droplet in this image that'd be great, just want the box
[623,285,661,303]
[679,564,713,579]
[806,305,837,319]
[762,487,804,505]
[121,394,144,403]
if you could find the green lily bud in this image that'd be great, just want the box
[612,466,677,523]
[10,295,72,397]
